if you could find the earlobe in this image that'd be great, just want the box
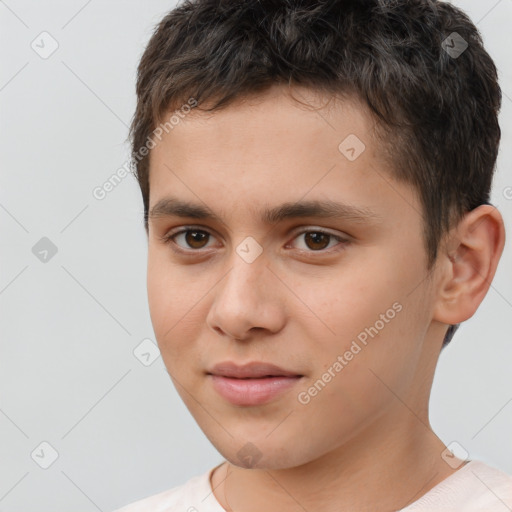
[432,205,506,326]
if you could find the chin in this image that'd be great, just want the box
[212,437,312,471]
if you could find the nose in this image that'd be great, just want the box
[206,246,287,341]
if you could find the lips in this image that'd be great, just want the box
[207,361,304,406]
[207,361,302,379]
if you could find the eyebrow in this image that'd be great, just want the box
[147,196,383,225]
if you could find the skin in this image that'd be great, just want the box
[145,84,505,511]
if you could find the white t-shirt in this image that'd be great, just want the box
[113,459,512,511]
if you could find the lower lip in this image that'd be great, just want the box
[209,375,302,406]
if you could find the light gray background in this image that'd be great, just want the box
[0,1,511,511]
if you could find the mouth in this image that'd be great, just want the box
[206,361,304,406]
[219,375,293,379]
[207,361,303,379]
[207,374,303,406]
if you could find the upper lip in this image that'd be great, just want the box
[208,361,302,378]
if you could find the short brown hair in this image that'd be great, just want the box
[128,0,502,347]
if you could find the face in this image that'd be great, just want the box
[146,85,443,470]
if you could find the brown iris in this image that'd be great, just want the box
[303,232,330,251]
[185,230,209,249]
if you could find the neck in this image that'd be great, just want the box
[212,409,464,512]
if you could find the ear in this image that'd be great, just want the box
[432,204,506,325]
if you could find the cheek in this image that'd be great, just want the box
[147,252,216,375]
[295,257,425,401]
[147,247,194,323]
[147,253,192,352]
[289,260,398,345]
[147,256,172,334]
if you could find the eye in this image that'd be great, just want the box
[287,229,349,253]
[161,227,215,252]
[160,226,349,255]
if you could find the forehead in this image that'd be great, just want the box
[147,85,419,227]
[153,86,378,154]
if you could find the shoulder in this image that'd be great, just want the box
[466,460,512,504]
[402,460,512,511]
[112,465,222,512]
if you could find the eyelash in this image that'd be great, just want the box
[159,226,350,255]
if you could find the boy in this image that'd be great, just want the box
[115,0,511,510]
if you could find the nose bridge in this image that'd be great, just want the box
[206,236,285,339]
[222,236,270,301]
